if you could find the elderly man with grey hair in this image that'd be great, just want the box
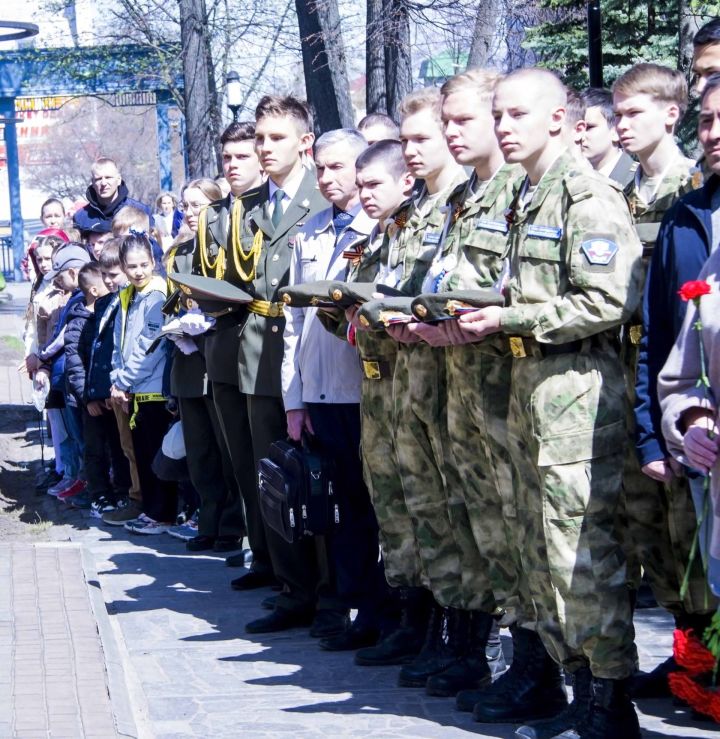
[282,127,392,650]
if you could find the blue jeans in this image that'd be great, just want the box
[59,403,84,480]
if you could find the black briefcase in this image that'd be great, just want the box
[258,437,338,543]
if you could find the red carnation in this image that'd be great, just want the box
[678,280,712,302]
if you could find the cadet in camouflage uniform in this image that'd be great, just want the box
[370,89,472,690]
[405,70,565,719]
[461,69,643,738]
[613,64,718,696]
[346,141,431,663]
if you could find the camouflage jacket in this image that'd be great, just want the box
[500,150,643,344]
[423,163,524,293]
[379,174,466,297]
[624,152,701,253]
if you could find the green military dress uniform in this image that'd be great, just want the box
[167,239,246,540]
[621,155,715,619]
[430,164,531,619]
[231,170,330,613]
[499,151,642,679]
[349,217,428,592]
[191,194,268,572]
[386,175,467,609]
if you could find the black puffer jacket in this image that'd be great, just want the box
[63,298,92,407]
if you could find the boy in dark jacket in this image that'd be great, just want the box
[73,258,132,516]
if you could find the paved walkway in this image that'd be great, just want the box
[1,280,719,737]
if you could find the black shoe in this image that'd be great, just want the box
[398,604,462,688]
[214,536,241,553]
[470,627,567,723]
[245,607,315,634]
[629,655,678,698]
[309,609,350,638]
[261,595,278,610]
[355,586,432,666]
[515,666,592,739]
[231,571,278,590]
[574,677,640,739]
[319,623,380,651]
[425,611,495,697]
[186,535,215,552]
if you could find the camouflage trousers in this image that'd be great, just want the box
[446,341,530,622]
[393,342,468,609]
[360,356,427,591]
[507,349,637,679]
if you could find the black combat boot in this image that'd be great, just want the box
[514,665,592,739]
[355,587,432,666]
[465,627,567,723]
[425,610,495,697]
[398,605,469,687]
[575,677,640,739]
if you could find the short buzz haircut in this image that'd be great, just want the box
[398,87,442,123]
[581,87,615,126]
[565,88,586,126]
[700,72,720,107]
[441,68,502,102]
[612,63,688,120]
[255,95,313,133]
[357,113,400,139]
[220,120,255,146]
[98,237,123,270]
[355,139,408,179]
[501,68,567,108]
[694,18,720,48]
[78,262,104,295]
[91,156,119,176]
[112,206,150,237]
[314,128,368,159]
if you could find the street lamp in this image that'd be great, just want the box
[226,71,242,122]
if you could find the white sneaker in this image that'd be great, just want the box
[124,512,153,532]
[130,515,171,535]
[47,476,76,497]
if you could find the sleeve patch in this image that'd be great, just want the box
[580,238,618,266]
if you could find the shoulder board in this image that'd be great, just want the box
[238,185,263,201]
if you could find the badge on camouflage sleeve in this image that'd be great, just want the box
[580,236,618,269]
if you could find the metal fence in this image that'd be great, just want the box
[0,236,14,281]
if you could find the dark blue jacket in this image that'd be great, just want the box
[635,175,717,466]
[64,298,92,406]
[41,289,85,398]
[84,292,119,402]
[73,181,152,233]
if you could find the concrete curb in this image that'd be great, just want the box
[80,544,143,738]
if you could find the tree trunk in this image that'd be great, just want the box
[295,0,355,134]
[678,0,700,74]
[179,0,221,177]
[383,0,412,121]
[366,0,387,114]
[467,0,500,68]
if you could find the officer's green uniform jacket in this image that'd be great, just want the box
[501,150,643,345]
[190,194,245,386]
[233,169,327,397]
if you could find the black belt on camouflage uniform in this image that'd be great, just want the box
[507,334,617,359]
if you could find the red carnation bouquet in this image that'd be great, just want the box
[673,279,720,722]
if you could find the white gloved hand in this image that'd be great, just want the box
[175,337,198,355]
[179,309,214,336]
